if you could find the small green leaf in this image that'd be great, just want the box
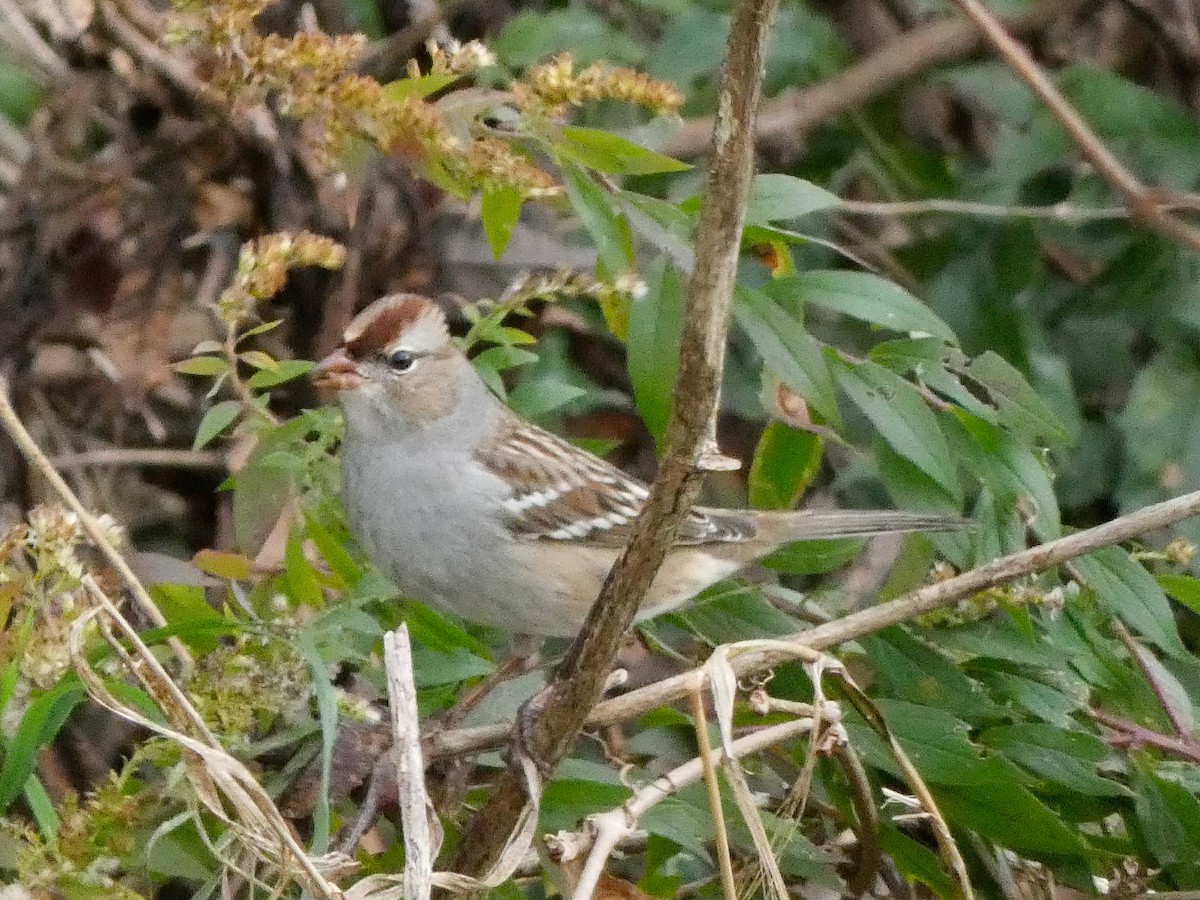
[481,187,523,259]
[1134,767,1200,884]
[239,350,278,371]
[560,161,634,277]
[627,258,685,446]
[381,73,460,101]
[734,285,840,426]
[174,356,229,377]
[246,359,314,390]
[1073,546,1188,658]
[834,357,961,501]
[760,538,863,575]
[1157,573,1200,615]
[237,319,284,341]
[558,126,692,175]
[745,174,840,226]
[748,420,823,510]
[980,723,1129,797]
[0,679,86,812]
[961,351,1070,443]
[779,271,956,342]
[193,400,241,450]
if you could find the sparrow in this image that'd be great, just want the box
[313,294,960,636]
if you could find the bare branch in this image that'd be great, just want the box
[449,0,781,877]
[48,448,227,471]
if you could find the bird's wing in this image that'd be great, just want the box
[476,420,755,548]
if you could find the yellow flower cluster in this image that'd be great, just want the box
[217,231,346,326]
[516,54,684,116]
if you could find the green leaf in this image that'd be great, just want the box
[246,359,314,390]
[409,646,494,686]
[0,679,86,812]
[834,357,961,501]
[944,410,1060,541]
[303,510,362,589]
[1158,573,1200,616]
[748,420,823,510]
[560,161,634,277]
[381,73,460,101]
[779,271,956,342]
[481,187,523,259]
[1073,547,1188,658]
[627,258,685,446]
[239,349,278,371]
[734,285,840,426]
[879,825,959,899]
[297,632,339,854]
[193,400,241,450]
[979,723,1129,797]
[1134,768,1200,885]
[237,319,283,341]
[285,526,325,608]
[760,538,863,575]
[862,629,1003,724]
[745,174,840,226]
[934,771,1087,856]
[558,126,691,175]
[961,351,1070,443]
[174,356,229,377]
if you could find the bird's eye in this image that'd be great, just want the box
[387,349,418,373]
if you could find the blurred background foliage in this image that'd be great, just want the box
[2,0,1200,898]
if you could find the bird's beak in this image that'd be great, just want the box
[312,348,363,392]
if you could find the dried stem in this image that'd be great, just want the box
[425,488,1200,761]
[449,0,780,877]
[690,689,737,900]
[384,625,437,900]
[48,448,227,470]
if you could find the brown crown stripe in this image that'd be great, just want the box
[344,295,435,359]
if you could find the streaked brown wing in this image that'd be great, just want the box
[476,420,755,547]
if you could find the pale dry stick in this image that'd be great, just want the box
[450,0,781,877]
[424,488,1200,761]
[948,0,1200,255]
[383,626,437,900]
[837,198,1134,221]
[0,0,69,79]
[689,689,738,900]
[48,448,227,471]
[0,376,194,672]
[560,717,814,900]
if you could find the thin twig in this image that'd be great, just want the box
[424,488,1200,761]
[48,448,227,471]
[384,625,437,900]
[449,0,781,878]
[947,0,1200,255]
[690,690,737,900]
[837,198,1136,220]
[1089,709,1200,765]
[0,376,194,672]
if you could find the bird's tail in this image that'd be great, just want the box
[753,509,967,544]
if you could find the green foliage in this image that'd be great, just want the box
[7,0,1200,897]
